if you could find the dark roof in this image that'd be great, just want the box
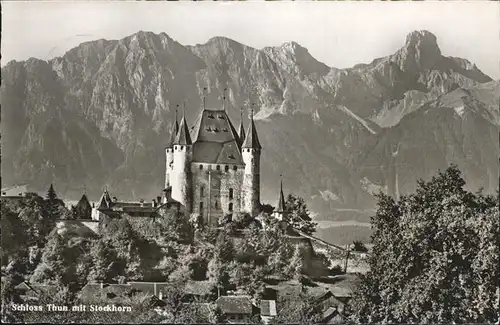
[29,284,58,296]
[260,300,277,317]
[167,114,180,148]
[238,119,246,145]
[174,115,192,145]
[14,282,32,291]
[321,307,342,323]
[76,194,92,210]
[276,179,285,213]
[216,295,253,315]
[242,118,261,149]
[184,280,214,296]
[97,190,112,209]
[190,109,244,164]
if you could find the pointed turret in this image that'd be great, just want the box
[174,114,192,145]
[241,106,261,215]
[165,107,180,189]
[76,193,92,219]
[167,108,180,148]
[238,108,246,146]
[242,109,261,149]
[97,189,112,209]
[171,108,193,210]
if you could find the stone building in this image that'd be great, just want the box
[165,106,262,225]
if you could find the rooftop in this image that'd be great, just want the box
[190,109,244,164]
[260,300,277,317]
[216,295,253,315]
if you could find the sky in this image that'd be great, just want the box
[2,1,500,79]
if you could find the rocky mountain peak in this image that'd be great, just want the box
[404,30,440,52]
[394,30,442,72]
[280,41,305,53]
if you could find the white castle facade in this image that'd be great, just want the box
[165,106,262,225]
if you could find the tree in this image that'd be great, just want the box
[1,203,28,263]
[349,165,500,324]
[45,184,62,219]
[272,289,322,325]
[284,194,317,235]
[214,231,235,262]
[352,240,368,253]
[87,240,116,283]
[1,276,24,323]
[285,244,305,280]
[46,184,58,201]
[260,203,275,215]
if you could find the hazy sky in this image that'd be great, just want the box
[2,1,500,79]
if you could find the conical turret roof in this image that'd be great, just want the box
[238,113,246,146]
[167,110,180,148]
[242,114,261,149]
[97,189,112,209]
[174,114,192,145]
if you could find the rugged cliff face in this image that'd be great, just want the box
[2,30,498,218]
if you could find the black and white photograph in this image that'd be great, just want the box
[1,0,499,324]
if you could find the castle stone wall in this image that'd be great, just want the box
[191,162,244,226]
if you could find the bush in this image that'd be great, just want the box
[352,240,368,253]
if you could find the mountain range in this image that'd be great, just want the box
[2,30,498,220]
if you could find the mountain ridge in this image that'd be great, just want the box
[2,30,498,218]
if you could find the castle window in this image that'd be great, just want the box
[216,165,220,171]
[201,186,205,197]
[214,128,220,133]
[229,202,233,212]
[218,115,225,119]
[206,126,212,132]
[229,188,233,200]
[228,154,235,160]
[208,114,215,119]
[233,166,237,171]
[214,201,218,210]
[199,165,203,170]
[180,146,184,150]
[199,202,204,215]
[224,165,229,172]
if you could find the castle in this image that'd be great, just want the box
[165,105,261,225]
[92,103,262,225]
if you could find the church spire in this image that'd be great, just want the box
[277,175,285,213]
[242,104,262,149]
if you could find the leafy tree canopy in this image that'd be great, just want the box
[284,194,317,235]
[350,165,499,324]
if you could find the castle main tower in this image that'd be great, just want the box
[171,114,193,211]
[241,110,261,216]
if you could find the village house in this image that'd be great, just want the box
[216,295,257,322]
